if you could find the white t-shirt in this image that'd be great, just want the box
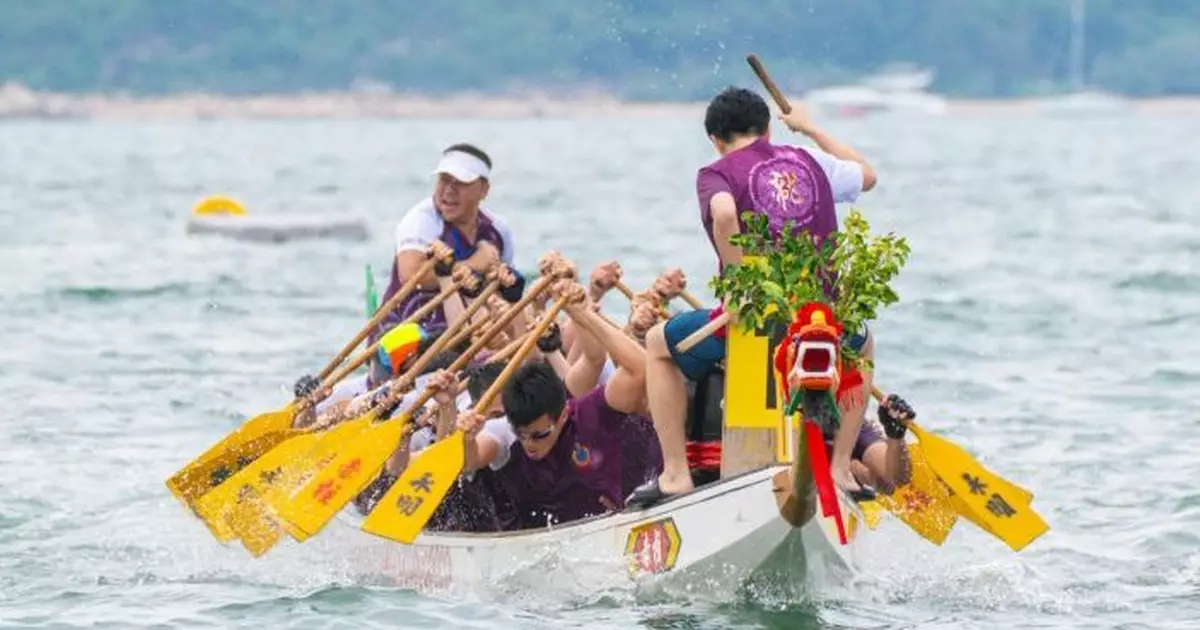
[394,198,516,265]
[804,146,865,204]
[598,357,616,385]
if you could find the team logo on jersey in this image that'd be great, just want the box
[570,442,595,470]
[748,153,821,235]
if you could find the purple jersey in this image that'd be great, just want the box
[495,386,632,528]
[376,211,507,338]
[697,138,839,275]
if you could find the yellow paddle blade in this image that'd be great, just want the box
[166,403,297,504]
[275,414,412,538]
[257,415,377,542]
[203,423,365,553]
[857,500,884,530]
[225,488,286,557]
[986,471,1035,506]
[910,421,1049,552]
[875,442,959,546]
[361,432,465,543]
[189,430,313,543]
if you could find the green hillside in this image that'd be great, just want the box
[1,0,1197,98]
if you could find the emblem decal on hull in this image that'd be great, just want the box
[623,517,682,575]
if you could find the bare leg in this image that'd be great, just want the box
[830,332,874,492]
[859,438,910,494]
[643,322,694,495]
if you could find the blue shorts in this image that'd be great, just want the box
[664,309,726,382]
[845,323,869,354]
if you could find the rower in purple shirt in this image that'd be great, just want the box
[629,86,886,508]
[455,278,657,528]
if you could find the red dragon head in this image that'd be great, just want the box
[773,302,864,406]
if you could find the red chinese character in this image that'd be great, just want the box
[338,458,362,479]
[313,479,339,505]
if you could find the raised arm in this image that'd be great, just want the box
[779,104,877,193]
[557,281,646,414]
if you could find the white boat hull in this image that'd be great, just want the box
[331,466,866,600]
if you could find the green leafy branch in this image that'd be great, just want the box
[709,209,911,365]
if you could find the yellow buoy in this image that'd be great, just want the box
[192,195,247,216]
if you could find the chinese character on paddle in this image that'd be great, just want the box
[259,467,281,484]
[986,493,1017,518]
[962,473,988,496]
[410,472,434,494]
[396,493,424,516]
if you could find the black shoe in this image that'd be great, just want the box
[625,478,679,509]
[847,485,878,503]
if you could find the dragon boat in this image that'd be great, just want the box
[328,305,870,597]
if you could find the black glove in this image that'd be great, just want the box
[499,266,526,304]
[459,270,487,299]
[536,322,563,353]
[433,256,455,278]
[293,374,321,399]
[877,394,915,440]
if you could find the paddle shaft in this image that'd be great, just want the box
[679,290,704,310]
[316,278,500,397]
[487,328,534,365]
[614,281,635,300]
[384,275,553,414]
[386,279,503,390]
[399,272,479,330]
[474,295,571,412]
[674,310,730,353]
[747,54,792,113]
[316,255,441,382]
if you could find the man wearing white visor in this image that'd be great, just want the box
[370,144,519,358]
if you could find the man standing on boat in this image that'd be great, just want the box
[628,86,881,507]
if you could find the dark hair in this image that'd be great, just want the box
[465,361,505,403]
[443,143,492,170]
[501,362,566,428]
[704,87,771,143]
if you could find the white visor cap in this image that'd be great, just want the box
[433,150,490,183]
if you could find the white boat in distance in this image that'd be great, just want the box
[802,63,949,117]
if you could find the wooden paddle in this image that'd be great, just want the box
[187,274,505,550]
[226,279,505,554]
[300,270,491,414]
[361,294,571,543]
[679,291,704,310]
[674,311,731,353]
[165,247,450,505]
[871,386,1046,551]
[273,275,556,538]
[747,54,792,114]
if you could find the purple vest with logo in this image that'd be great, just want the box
[698,138,839,297]
[372,208,507,346]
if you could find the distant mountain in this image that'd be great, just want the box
[1,0,1197,98]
